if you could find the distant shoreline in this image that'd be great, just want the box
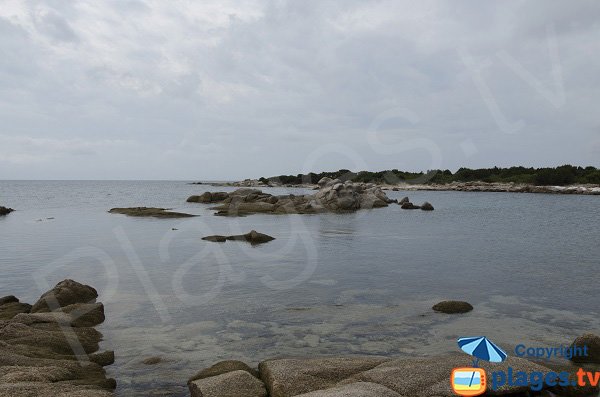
[205,180,600,195]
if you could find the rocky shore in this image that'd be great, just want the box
[3,281,599,396]
[0,280,115,396]
[188,354,599,397]
[209,180,600,195]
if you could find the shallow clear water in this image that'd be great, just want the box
[1,181,599,396]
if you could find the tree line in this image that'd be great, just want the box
[259,165,600,186]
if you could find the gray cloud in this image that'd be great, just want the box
[0,0,598,179]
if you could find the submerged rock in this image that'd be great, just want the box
[0,206,14,216]
[570,333,600,363]
[142,356,163,365]
[202,230,275,245]
[432,300,473,314]
[108,207,196,218]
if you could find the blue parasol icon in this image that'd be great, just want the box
[458,336,507,368]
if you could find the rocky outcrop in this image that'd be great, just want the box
[432,300,473,314]
[0,297,32,320]
[187,192,229,203]
[420,202,434,211]
[189,355,586,397]
[202,230,275,245]
[570,333,600,363]
[31,279,98,313]
[108,207,196,218]
[0,280,115,396]
[400,202,420,209]
[0,206,14,216]
[189,178,396,216]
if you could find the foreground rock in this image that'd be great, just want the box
[189,355,587,397]
[0,206,14,216]
[0,280,115,396]
[108,207,196,218]
[188,360,259,384]
[570,333,600,363]
[189,178,397,216]
[202,230,275,245]
[189,370,267,397]
[432,300,473,314]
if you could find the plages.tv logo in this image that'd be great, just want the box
[451,336,508,396]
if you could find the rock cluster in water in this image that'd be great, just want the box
[108,207,196,218]
[0,206,14,216]
[0,279,115,396]
[398,197,433,210]
[188,355,595,397]
[188,178,396,216]
[202,230,275,245]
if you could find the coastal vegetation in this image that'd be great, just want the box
[259,165,600,186]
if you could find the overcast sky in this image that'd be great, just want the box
[0,0,599,180]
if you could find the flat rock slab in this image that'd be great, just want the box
[189,370,267,397]
[258,355,558,397]
[108,207,196,218]
[202,230,275,245]
[259,357,389,397]
[295,382,404,397]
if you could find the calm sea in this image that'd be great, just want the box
[1,180,599,396]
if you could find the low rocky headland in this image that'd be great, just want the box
[0,279,115,396]
[188,178,398,216]
[208,179,600,195]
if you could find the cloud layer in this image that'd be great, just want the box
[1,0,599,179]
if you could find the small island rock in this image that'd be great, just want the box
[420,202,434,211]
[432,300,473,314]
[109,207,196,218]
[0,206,14,215]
